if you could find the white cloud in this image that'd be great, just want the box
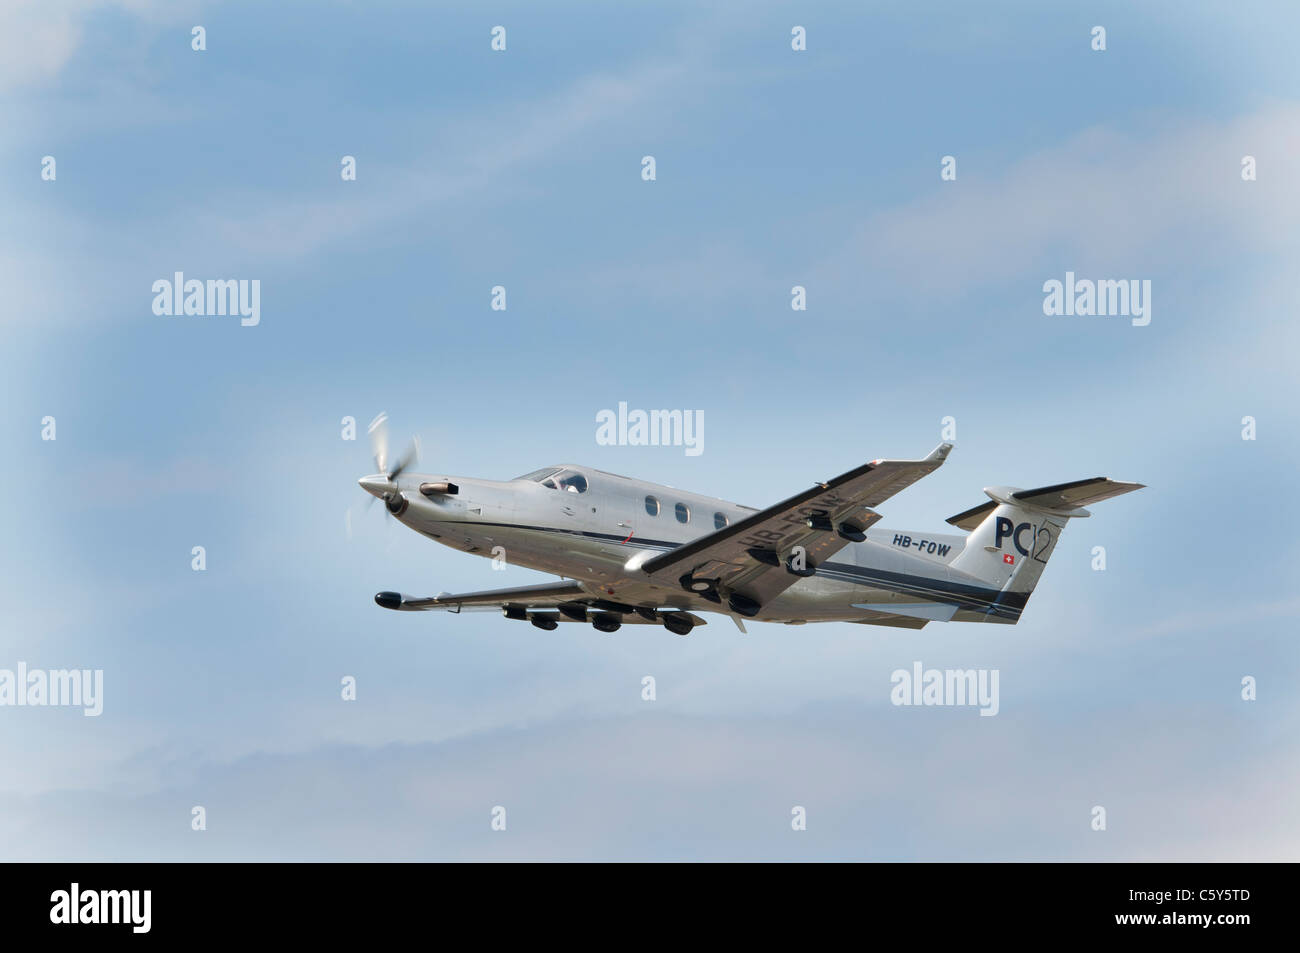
[0,0,185,94]
[0,4,80,93]
[194,60,688,261]
[0,54,692,331]
[829,104,1300,294]
[2,705,1295,860]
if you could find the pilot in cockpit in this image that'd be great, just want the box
[539,469,588,494]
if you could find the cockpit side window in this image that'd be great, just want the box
[558,471,587,493]
[542,469,588,493]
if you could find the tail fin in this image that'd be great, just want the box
[946,478,1143,622]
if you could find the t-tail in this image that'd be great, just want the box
[946,477,1143,623]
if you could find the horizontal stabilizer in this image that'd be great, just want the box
[946,499,996,531]
[853,602,959,622]
[948,478,1143,529]
[1012,477,1145,510]
[847,615,929,629]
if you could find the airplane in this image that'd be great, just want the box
[358,414,1142,635]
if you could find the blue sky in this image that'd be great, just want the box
[1,0,1297,860]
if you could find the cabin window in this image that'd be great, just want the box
[714,512,729,530]
[645,495,660,516]
[675,502,691,523]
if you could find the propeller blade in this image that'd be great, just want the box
[388,436,420,481]
[368,412,390,475]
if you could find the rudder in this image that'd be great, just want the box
[946,478,1143,622]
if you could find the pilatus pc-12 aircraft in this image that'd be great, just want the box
[359,415,1142,635]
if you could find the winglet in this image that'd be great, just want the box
[926,442,954,463]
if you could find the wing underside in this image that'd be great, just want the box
[373,581,708,629]
[637,443,953,616]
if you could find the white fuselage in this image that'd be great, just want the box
[380,465,1011,625]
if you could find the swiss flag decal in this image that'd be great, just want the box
[1003,553,1015,565]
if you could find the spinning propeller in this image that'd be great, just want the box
[359,412,419,516]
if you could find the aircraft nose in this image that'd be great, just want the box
[358,474,389,499]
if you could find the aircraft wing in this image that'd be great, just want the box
[374,580,586,611]
[637,443,953,616]
[372,581,708,627]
